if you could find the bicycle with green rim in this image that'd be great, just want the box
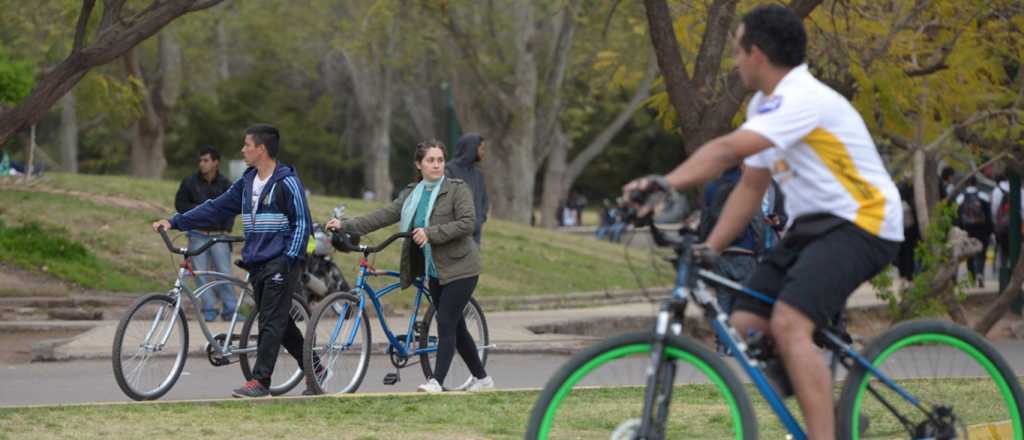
[526,195,1023,440]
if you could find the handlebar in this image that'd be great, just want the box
[157,226,244,258]
[338,231,411,255]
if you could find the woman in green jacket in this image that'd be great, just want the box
[327,140,493,393]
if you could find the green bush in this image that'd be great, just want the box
[0,221,153,292]
[873,202,969,321]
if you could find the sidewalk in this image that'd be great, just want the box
[10,276,1001,362]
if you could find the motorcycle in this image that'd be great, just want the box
[300,205,351,303]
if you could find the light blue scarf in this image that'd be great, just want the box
[399,176,444,277]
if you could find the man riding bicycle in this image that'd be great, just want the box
[624,5,902,439]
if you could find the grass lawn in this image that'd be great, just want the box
[0,174,665,299]
[0,379,1016,440]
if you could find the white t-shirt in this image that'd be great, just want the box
[992,181,1024,219]
[252,173,270,213]
[742,64,904,242]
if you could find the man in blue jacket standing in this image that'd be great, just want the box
[153,124,316,398]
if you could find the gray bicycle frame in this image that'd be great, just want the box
[159,267,255,357]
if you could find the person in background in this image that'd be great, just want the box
[446,133,489,245]
[956,176,993,287]
[175,146,237,321]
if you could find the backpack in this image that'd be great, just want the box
[995,188,1011,240]
[697,177,781,255]
[958,192,987,228]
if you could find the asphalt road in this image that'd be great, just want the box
[4,340,1024,407]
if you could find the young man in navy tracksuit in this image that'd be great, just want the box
[152,124,317,398]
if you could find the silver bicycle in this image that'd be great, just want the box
[111,227,310,400]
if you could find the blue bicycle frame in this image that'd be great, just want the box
[327,261,440,359]
[674,256,927,440]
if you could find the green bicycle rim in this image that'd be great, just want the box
[850,333,1022,439]
[538,343,745,440]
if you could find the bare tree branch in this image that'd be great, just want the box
[187,0,224,12]
[0,0,227,145]
[944,151,1012,202]
[924,109,1018,153]
[442,7,515,115]
[692,0,738,98]
[565,58,657,182]
[643,0,698,131]
[535,0,581,161]
[73,0,97,53]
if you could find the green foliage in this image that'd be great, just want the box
[0,220,154,292]
[0,48,33,105]
[873,202,969,321]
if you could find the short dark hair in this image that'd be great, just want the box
[740,5,806,68]
[198,146,220,161]
[941,166,955,180]
[245,124,280,158]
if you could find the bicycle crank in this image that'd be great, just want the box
[205,333,239,367]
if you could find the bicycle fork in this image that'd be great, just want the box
[637,299,688,440]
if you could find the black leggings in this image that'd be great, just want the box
[428,276,487,386]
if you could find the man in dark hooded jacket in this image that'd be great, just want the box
[446,133,489,245]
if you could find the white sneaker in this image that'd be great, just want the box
[464,376,495,392]
[416,378,444,393]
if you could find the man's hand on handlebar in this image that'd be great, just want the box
[621,174,671,219]
[152,219,171,233]
[690,242,720,267]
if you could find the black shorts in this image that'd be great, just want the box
[733,214,900,328]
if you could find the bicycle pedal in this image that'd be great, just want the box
[383,372,400,385]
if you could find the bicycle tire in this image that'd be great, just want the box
[238,293,310,396]
[112,294,189,401]
[418,297,489,385]
[302,291,372,394]
[525,331,758,440]
[836,319,1024,440]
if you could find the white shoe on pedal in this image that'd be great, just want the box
[464,376,494,392]
[417,378,444,393]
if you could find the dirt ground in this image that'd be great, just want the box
[0,329,85,364]
[0,264,78,297]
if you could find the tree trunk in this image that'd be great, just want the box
[59,92,78,173]
[216,14,230,81]
[540,131,570,228]
[974,254,1024,336]
[912,148,931,234]
[364,111,393,202]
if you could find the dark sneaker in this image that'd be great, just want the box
[232,380,269,398]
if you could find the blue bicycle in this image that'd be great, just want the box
[526,200,1023,439]
[302,231,490,394]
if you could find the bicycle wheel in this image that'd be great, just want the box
[112,294,189,401]
[303,291,371,394]
[526,332,757,440]
[836,319,1024,439]
[418,297,489,387]
[238,294,310,396]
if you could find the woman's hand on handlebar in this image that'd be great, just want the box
[412,227,428,247]
[325,218,343,232]
[152,219,171,233]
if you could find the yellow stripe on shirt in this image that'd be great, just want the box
[804,127,886,235]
